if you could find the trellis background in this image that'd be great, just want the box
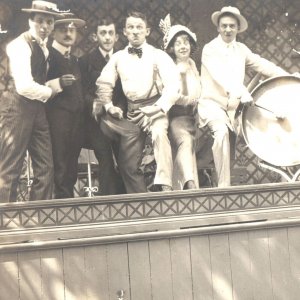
[0,0,299,197]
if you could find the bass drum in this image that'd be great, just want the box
[242,75,300,167]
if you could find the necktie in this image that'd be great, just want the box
[64,50,71,59]
[38,40,49,58]
[128,47,143,58]
[105,53,110,62]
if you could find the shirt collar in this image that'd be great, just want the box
[128,41,147,50]
[52,40,71,56]
[217,34,237,49]
[29,29,48,46]
[98,47,113,59]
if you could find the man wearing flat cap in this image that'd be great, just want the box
[0,1,64,202]
[46,13,86,199]
[198,6,289,187]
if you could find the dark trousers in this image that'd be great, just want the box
[100,115,148,194]
[118,130,147,193]
[84,114,125,195]
[0,91,54,202]
[47,107,84,199]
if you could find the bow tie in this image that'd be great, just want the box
[128,47,143,58]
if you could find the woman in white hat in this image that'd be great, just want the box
[159,15,201,190]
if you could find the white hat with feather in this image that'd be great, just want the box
[159,14,197,50]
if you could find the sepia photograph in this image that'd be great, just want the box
[0,0,300,299]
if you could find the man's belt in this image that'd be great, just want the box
[126,95,160,128]
[127,95,160,112]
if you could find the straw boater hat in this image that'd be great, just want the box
[22,0,66,17]
[54,13,86,28]
[211,6,248,33]
[159,14,197,50]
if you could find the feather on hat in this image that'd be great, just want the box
[159,14,197,50]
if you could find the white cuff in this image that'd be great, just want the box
[104,102,114,111]
[39,87,52,103]
[46,78,63,93]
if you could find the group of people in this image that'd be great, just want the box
[0,1,292,202]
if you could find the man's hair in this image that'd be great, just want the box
[218,12,240,28]
[125,11,148,27]
[95,17,117,32]
[29,13,35,20]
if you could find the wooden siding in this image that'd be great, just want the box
[1,225,300,300]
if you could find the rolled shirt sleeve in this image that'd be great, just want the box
[95,54,118,111]
[6,36,53,102]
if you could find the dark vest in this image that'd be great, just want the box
[9,32,48,100]
[46,47,84,113]
[24,32,48,85]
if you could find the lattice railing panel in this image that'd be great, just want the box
[1,183,300,230]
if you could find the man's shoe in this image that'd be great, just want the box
[161,185,173,191]
[184,180,196,190]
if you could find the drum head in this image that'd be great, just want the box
[242,75,300,167]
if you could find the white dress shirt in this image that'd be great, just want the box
[52,40,71,56]
[96,42,180,112]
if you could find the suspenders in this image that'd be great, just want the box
[146,63,160,99]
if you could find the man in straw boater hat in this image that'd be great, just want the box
[46,13,86,199]
[0,1,65,202]
[93,11,180,193]
[198,6,290,187]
